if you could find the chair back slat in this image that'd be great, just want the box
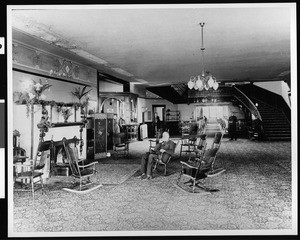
[196,134,207,149]
[169,140,176,155]
[204,147,218,160]
[211,132,224,149]
[34,140,52,170]
[62,138,80,176]
[199,147,219,170]
[174,141,180,152]
[214,132,222,144]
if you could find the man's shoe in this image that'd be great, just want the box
[140,173,146,179]
[145,175,153,180]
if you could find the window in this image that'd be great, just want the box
[195,106,228,122]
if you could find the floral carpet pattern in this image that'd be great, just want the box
[11,138,294,236]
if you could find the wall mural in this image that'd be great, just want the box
[12,42,97,85]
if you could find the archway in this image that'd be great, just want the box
[100,97,125,117]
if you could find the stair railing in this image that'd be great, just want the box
[233,86,264,139]
[232,86,262,121]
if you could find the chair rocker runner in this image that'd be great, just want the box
[13,140,51,199]
[177,147,226,193]
[62,137,102,193]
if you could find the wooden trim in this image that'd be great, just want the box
[98,92,138,98]
[51,122,84,128]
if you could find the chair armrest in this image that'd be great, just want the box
[78,161,98,168]
[156,152,172,163]
[77,158,85,164]
[180,161,198,169]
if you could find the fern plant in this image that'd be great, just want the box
[71,86,91,102]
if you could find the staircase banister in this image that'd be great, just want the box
[233,86,262,121]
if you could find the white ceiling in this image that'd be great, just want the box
[11,4,292,86]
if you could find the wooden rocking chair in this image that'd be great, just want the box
[62,137,102,193]
[177,147,226,193]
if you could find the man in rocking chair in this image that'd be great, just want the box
[140,131,176,180]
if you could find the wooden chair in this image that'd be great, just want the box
[177,147,225,193]
[179,135,197,157]
[14,140,51,199]
[113,133,129,160]
[153,140,178,176]
[62,137,101,193]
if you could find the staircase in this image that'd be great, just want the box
[252,98,291,141]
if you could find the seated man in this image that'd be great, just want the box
[140,131,176,180]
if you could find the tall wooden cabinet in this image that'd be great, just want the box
[107,113,114,150]
[86,113,108,160]
[86,117,95,160]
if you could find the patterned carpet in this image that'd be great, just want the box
[11,137,294,236]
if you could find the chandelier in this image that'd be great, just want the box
[188,22,219,91]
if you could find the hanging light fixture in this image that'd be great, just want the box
[188,22,219,91]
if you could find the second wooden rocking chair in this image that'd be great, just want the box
[177,147,226,193]
[62,137,102,193]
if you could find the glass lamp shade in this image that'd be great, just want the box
[198,85,204,91]
[196,76,203,89]
[194,85,199,90]
[188,79,195,89]
[213,82,219,90]
[208,76,214,88]
[204,84,209,90]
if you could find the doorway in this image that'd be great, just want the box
[152,105,166,136]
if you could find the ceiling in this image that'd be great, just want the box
[10,4,292,87]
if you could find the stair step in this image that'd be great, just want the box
[262,119,289,122]
[260,113,286,116]
[259,111,284,118]
[267,138,291,141]
[262,121,289,124]
[261,116,285,119]
[265,133,291,137]
[263,124,290,128]
[263,121,288,124]
[264,131,291,134]
[265,135,291,139]
[263,125,290,128]
[264,130,291,133]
